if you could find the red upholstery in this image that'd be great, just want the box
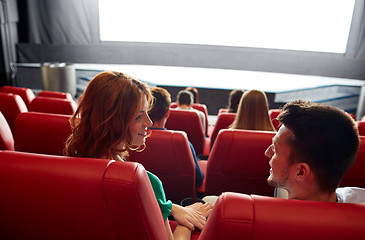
[14,112,72,155]
[199,192,365,240]
[38,90,74,101]
[29,96,77,115]
[218,108,228,114]
[165,108,210,156]
[340,136,365,188]
[171,102,210,136]
[357,121,365,136]
[0,112,14,150]
[0,92,28,133]
[198,129,275,197]
[210,112,236,148]
[0,151,168,240]
[129,129,196,203]
[0,86,35,108]
[268,109,281,131]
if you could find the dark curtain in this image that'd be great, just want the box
[27,0,100,44]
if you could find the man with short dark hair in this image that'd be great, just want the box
[176,90,206,135]
[149,87,205,188]
[265,100,365,203]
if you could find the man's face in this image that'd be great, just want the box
[265,125,294,189]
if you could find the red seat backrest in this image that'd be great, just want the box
[29,96,77,115]
[0,112,14,150]
[204,129,275,196]
[199,192,365,240]
[165,108,210,156]
[218,108,228,114]
[0,86,35,108]
[357,121,365,136]
[38,90,74,101]
[0,92,28,133]
[0,151,167,240]
[340,136,365,188]
[171,102,209,134]
[129,129,196,203]
[210,112,236,148]
[14,112,72,155]
[268,109,281,131]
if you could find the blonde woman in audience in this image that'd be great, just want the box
[230,89,275,131]
[65,71,212,240]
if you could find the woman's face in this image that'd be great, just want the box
[129,95,153,146]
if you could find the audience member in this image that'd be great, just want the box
[149,87,205,187]
[176,90,206,135]
[265,100,365,203]
[65,71,212,239]
[185,87,199,104]
[227,89,244,113]
[230,89,275,131]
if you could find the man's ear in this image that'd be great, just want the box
[294,162,311,181]
[164,109,170,119]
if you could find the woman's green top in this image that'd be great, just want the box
[146,171,172,221]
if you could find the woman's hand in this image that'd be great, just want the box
[185,202,213,218]
[170,202,213,230]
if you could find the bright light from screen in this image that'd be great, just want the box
[99,0,355,53]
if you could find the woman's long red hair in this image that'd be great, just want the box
[65,71,152,159]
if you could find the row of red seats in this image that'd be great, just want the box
[2,109,364,205]
[1,150,364,239]
[0,86,76,133]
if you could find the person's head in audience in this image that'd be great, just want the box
[185,87,199,104]
[65,71,152,159]
[149,87,171,128]
[265,100,359,202]
[227,89,244,113]
[230,89,275,131]
[177,90,194,108]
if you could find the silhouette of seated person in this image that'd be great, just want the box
[230,89,275,132]
[149,87,205,188]
[176,90,206,135]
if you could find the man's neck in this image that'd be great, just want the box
[178,104,191,109]
[151,121,165,129]
[289,188,338,203]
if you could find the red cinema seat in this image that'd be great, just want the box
[0,92,28,133]
[199,192,365,240]
[171,102,210,136]
[38,90,74,101]
[29,96,77,115]
[0,151,168,240]
[129,129,197,203]
[0,86,35,108]
[14,112,72,155]
[0,112,14,150]
[340,136,365,188]
[210,112,236,148]
[165,108,210,156]
[357,121,365,136]
[268,109,281,131]
[198,129,275,197]
[218,108,228,114]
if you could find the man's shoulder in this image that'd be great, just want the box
[336,187,365,203]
